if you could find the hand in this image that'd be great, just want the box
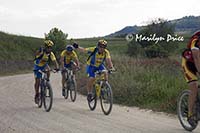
[54,68,60,72]
[73,43,79,49]
[76,66,81,70]
[61,69,66,74]
[108,67,116,73]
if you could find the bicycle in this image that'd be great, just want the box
[62,68,78,102]
[177,86,200,131]
[37,69,56,112]
[88,69,114,115]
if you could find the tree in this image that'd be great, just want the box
[128,18,177,58]
[45,27,68,57]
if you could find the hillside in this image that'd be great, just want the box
[107,15,200,37]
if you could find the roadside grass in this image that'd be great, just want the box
[0,33,188,113]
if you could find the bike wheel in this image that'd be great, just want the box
[70,80,77,102]
[177,90,198,131]
[100,82,113,115]
[64,81,69,99]
[88,86,97,111]
[38,85,43,108]
[43,82,53,112]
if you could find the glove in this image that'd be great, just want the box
[73,43,79,49]
[54,68,60,72]
[109,67,116,73]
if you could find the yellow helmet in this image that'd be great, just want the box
[44,40,54,47]
[98,39,107,48]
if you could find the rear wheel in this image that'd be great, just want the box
[38,85,43,108]
[88,85,97,111]
[44,82,53,112]
[177,90,198,131]
[100,82,113,115]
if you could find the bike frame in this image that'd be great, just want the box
[64,68,74,83]
[94,72,105,97]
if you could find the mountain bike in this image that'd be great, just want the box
[177,87,200,131]
[62,68,79,102]
[37,69,56,112]
[88,70,114,115]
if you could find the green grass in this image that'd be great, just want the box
[0,31,189,113]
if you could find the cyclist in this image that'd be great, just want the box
[33,40,59,104]
[60,44,80,96]
[73,39,115,102]
[182,31,200,125]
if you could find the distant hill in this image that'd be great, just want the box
[107,15,200,37]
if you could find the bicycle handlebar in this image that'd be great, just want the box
[95,69,116,75]
[38,69,59,74]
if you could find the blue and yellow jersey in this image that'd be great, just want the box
[86,47,111,67]
[60,50,77,64]
[34,51,56,67]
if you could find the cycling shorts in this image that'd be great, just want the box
[86,65,106,78]
[33,65,46,79]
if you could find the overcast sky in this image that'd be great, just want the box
[0,0,199,38]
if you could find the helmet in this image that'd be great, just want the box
[192,31,200,39]
[66,45,74,52]
[97,39,107,48]
[44,40,54,47]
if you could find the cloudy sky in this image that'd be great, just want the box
[0,0,199,38]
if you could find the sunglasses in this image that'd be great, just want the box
[99,45,106,49]
[46,46,52,49]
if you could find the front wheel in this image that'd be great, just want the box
[37,85,43,108]
[70,79,77,102]
[177,90,198,131]
[43,82,53,112]
[100,82,113,115]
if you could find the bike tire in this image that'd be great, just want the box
[177,90,198,131]
[64,88,69,99]
[88,86,97,111]
[70,80,77,102]
[100,82,113,115]
[43,82,53,112]
[38,85,43,108]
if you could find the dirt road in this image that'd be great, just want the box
[0,73,199,133]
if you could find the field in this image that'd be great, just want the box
[0,32,188,113]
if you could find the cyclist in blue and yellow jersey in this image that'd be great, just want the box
[182,31,200,126]
[73,39,115,102]
[60,45,80,96]
[33,40,59,104]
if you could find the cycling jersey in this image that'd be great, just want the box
[33,49,56,78]
[34,51,56,67]
[86,47,111,67]
[60,50,77,65]
[183,37,200,62]
[182,36,200,83]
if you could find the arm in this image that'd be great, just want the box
[74,57,80,68]
[105,58,114,69]
[53,60,59,70]
[35,48,43,57]
[192,49,200,72]
[60,56,65,70]
[73,43,87,53]
[76,46,87,53]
